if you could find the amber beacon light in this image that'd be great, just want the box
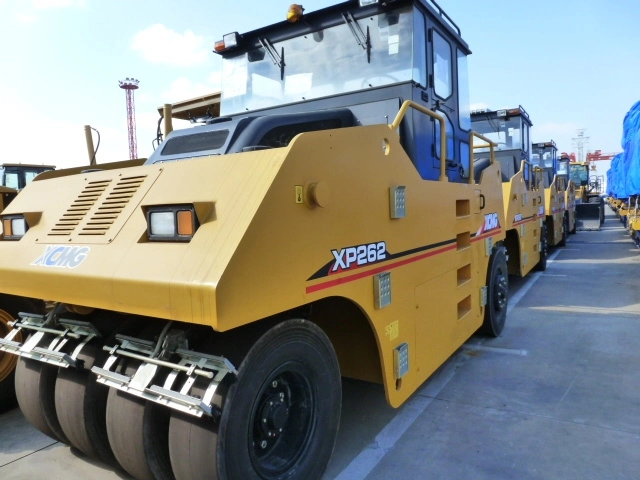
[287,4,304,22]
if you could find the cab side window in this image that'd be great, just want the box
[432,31,452,99]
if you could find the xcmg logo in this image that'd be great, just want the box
[331,241,386,273]
[32,246,90,269]
[483,213,500,231]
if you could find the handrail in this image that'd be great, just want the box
[469,131,497,185]
[391,100,447,182]
[424,0,462,36]
[525,161,543,191]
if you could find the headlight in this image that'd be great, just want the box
[2,215,28,240]
[146,205,198,242]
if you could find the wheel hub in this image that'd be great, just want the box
[250,369,315,476]
[494,275,507,311]
[259,392,290,438]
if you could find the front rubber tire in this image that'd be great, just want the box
[481,246,508,337]
[535,224,548,272]
[558,214,568,247]
[169,318,342,480]
[15,357,69,444]
[0,295,45,412]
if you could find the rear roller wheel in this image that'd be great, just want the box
[15,357,69,443]
[481,246,508,337]
[55,341,117,466]
[0,295,44,412]
[106,359,174,480]
[169,318,342,480]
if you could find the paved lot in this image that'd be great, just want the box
[2,210,639,480]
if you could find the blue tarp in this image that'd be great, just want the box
[609,153,625,197]
[610,101,640,198]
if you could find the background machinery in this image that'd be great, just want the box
[0,163,53,411]
[532,141,573,247]
[0,2,510,479]
[472,106,548,272]
[569,150,616,230]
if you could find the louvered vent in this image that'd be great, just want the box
[49,174,147,237]
[49,180,112,236]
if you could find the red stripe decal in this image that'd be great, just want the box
[306,243,458,294]
[306,227,504,295]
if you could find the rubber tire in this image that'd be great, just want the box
[15,357,69,443]
[558,214,568,247]
[535,225,548,272]
[481,246,508,337]
[0,295,45,412]
[168,319,342,480]
[106,360,174,480]
[54,341,118,466]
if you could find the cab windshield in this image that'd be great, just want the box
[472,115,524,153]
[569,164,589,186]
[221,6,416,115]
[530,146,555,169]
[0,168,19,189]
[556,159,568,176]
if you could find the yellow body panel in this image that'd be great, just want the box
[500,164,544,277]
[565,180,577,233]
[0,124,506,407]
[545,175,567,246]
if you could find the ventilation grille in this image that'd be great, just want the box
[49,180,112,236]
[49,175,147,237]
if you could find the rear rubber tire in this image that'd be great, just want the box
[481,246,508,337]
[169,319,342,480]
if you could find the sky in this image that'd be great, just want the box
[1,0,638,170]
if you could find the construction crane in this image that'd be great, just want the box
[586,150,619,163]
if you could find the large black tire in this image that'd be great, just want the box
[535,224,548,272]
[15,357,69,444]
[0,295,45,412]
[558,214,568,247]
[570,211,577,234]
[168,319,342,480]
[54,341,117,467]
[481,246,508,337]
[106,359,174,480]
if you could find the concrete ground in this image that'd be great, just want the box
[1,208,639,480]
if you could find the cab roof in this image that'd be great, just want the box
[216,0,470,56]
[1,164,56,169]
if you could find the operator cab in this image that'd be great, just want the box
[147,0,474,183]
[471,106,532,180]
[0,164,55,190]
[569,162,589,188]
[531,141,559,188]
